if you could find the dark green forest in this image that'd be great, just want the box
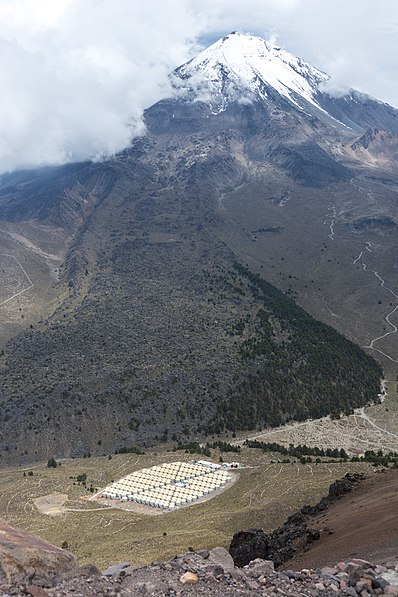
[0,252,382,463]
[207,264,382,434]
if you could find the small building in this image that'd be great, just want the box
[195,460,221,469]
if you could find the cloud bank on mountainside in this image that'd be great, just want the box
[0,0,397,173]
[0,0,203,173]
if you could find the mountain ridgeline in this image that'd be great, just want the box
[0,32,394,464]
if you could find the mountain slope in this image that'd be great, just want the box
[0,147,382,464]
[0,33,395,464]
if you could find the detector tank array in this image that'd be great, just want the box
[101,461,232,509]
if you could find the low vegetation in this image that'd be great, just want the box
[245,439,398,468]
[0,131,383,466]
[245,440,348,459]
[0,252,382,464]
[208,264,382,433]
[0,448,373,569]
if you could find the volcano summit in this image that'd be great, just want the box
[0,33,396,464]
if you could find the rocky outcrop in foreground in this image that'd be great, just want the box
[0,470,395,596]
[0,518,398,595]
[229,472,365,567]
[2,548,398,596]
[0,520,78,586]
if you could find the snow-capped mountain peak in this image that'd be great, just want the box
[172,32,329,111]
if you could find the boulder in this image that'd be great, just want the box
[208,547,235,572]
[0,519,78,586]
[244,557,275,578]
[179,571,198,584]
[383,571,398,586]
[102,561,131,577]
[229,529,269,567]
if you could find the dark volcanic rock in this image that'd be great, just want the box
[267,142,351,186]
[229,472,365,567]
[229,529,270,568]
[0,528,397,596]
[328,475,362,498]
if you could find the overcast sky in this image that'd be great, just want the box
[0,0,397,173]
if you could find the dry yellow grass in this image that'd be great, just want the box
[0,447,373,569]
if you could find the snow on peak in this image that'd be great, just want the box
[172,32,329,111]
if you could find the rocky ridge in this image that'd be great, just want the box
[229,472,366,567]
[1,545,398,596]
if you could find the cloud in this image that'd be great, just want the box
[0,0,397,173]
[0,0,203,172]
[277,0,398,107]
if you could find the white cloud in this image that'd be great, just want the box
[277,0,398,107]
[0,0,397,173]
[0,0,203,172]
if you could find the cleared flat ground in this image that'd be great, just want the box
[0,448,373,569]
[235,380,398,454]
[93,469,240,515]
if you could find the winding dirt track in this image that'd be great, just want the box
[0,254,34,306]
[354,247,398,363]
[323,198,398,364]
[285,469,398,569]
